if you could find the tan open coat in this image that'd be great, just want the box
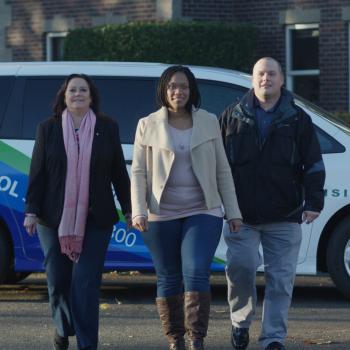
[131,106,241,221]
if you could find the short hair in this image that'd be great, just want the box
[253,57,284,76]
[157,65,201,113]
[52,73,100,117]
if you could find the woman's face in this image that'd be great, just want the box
[166,72,190,112]
[64,77,92,114]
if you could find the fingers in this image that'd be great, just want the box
[23,216,38,236]
[135,222,146,231]
[126,218,133,230]
[229,221,236,233]
[25,224,35,236]
[302,211,320,224]
[229,219,241,233]
[132,217,148,232]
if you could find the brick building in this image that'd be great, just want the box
[0,0,349,112]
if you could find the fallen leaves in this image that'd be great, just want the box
[303,339,337,345]
[100,303,109,310]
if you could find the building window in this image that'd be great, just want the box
[286,24,320,104]
[46,32,67,61]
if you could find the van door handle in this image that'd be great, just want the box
[125,160,132,165]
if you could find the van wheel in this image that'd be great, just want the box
[327,217,350,298]
[0,228,11,284]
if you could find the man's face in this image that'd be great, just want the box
[252,58,284,101]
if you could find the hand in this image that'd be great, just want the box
[124,213,132,230]
[228,218,242,233]
[132,216,149,232]
[302,211,320,224]
[126,217,133,230]
[23,215,39,236]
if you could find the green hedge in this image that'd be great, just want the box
[64,21,258,72]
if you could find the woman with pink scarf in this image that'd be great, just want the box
[23,74,131,350]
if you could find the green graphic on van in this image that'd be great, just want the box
[0,141,31,174]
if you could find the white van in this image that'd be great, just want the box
[0,62,349,297]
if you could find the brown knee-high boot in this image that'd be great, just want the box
[184,291,211,350]
[156,295,186,350]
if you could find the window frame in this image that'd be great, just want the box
[285,23,320,92]
[46,32,68,61]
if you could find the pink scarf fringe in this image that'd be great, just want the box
[58,109,96,262]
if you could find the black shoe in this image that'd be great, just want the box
[53,330,69,350]
[231,326,249,349]
[265,342,286,350]
[189,338,204,350]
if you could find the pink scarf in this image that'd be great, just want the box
[58,108,96,262]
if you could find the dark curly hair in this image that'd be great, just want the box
[52,73,100,117]
[157,65,201,114]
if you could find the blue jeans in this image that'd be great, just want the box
[141,214,223,297]
[37,219,112,350]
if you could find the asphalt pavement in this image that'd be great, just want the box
[0,273,349,349]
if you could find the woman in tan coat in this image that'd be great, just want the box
[131,65,241,350]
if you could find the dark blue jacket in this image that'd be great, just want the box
[220,88,325,224]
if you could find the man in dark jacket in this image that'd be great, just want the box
[220,57,325,350]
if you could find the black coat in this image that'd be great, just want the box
[220,88,325,224]
[25,115,131,229]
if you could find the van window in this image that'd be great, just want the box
[198,80,247,117]
[21,77,157,142]
[93,78,157,144]
[0,76,15,128]
[18,75,344,156]
[22,77,63,138]
[197,81,344,154]
[314,125,345,154]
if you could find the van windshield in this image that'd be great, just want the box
[295,94,350,135]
